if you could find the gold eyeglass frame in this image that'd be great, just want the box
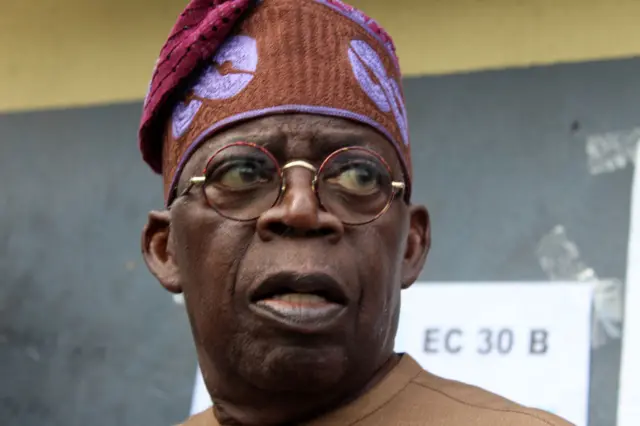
[178,142,406,225]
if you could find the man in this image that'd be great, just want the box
[139,0,575,425]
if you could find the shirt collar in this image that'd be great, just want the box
[306,354,423,426]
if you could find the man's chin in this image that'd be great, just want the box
[238,344,348,393]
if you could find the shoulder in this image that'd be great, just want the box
[175,407,217,426]
[406,369,575,426]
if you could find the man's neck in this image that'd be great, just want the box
[208,353,401,426]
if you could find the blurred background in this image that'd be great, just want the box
[1,0,639,425]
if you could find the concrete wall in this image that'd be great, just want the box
[0,104,194,426]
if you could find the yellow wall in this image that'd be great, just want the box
[2,0,640,113]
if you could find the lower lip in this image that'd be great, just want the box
[250,299,346,331]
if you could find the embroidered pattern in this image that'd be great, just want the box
[172,99,203,139]
[193,35,258,99]
[170,35,258,139]
[348,40,408,145]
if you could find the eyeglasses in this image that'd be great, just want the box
[178,142,405,225]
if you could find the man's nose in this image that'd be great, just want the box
[256,167,344,242]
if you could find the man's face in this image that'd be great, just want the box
[143,114,429,397]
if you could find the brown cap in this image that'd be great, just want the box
[139,0,411,205]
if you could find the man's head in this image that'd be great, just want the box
[140,0,430,422]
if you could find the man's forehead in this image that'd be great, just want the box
[196,115,390,156]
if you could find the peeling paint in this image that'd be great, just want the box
[537,225,623,348]
[585,128,639,175]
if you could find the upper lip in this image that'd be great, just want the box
[249,271,349,305]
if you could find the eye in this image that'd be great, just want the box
[209,158,274,190]
[325,162,381,195]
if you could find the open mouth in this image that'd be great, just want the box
[249,272,348,329]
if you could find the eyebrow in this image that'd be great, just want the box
[311,128,395,167]
[226,129,288,150]
[310,127,372,149]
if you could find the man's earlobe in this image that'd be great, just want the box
[401,205,431,289]
[141,210,182,294]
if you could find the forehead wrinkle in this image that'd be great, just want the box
[310,124,377,152]
[277,115,393,161]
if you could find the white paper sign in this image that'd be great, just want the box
[617,146,640,426]
[190,283,592,426]
[190,365,210,417]
[396,283,592,426]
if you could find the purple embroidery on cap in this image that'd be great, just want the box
[350,9,367,24]
[348,48,390,112]
[388,78,409,145]
[349,40,387,78]
[172,99,203,139]
[192,35,258,100]
[348,40,408,146]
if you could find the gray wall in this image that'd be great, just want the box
[0,104,194,425]
[1,56,637,425]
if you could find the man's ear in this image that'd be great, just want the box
[141,210,182,294]
[401,204,431,289]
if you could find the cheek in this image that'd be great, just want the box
[353,216,406,336]
[360,209,407,285]
[171,211,254,338]
[173,214,253,282]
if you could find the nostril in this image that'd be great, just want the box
[311,227,335,237]
[266,222,291,237]
[265,222,336,238]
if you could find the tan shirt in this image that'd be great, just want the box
[181,355,575,426]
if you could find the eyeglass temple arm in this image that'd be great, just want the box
[391,181,405,199]
[178,176,206,198]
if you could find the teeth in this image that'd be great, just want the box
[268,293,328,304]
